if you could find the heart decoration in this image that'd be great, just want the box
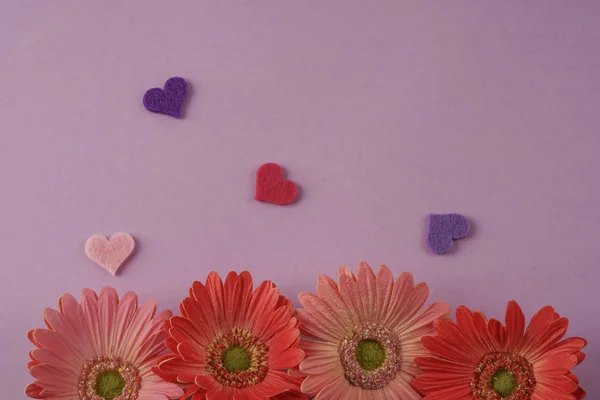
[85,233,136,275]
[426,214,470,254]
[143,77,188,118]
[255,163,298,205]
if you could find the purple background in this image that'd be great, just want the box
[2,1,599,398]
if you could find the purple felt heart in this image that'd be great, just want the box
[143,77,188,119]
[426,214,470,255]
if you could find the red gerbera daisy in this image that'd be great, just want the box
[413,301,587,400]
[155,271,307,400]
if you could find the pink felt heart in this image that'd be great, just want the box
[85,233,135,275]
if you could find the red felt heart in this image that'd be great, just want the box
[255,163,298,205]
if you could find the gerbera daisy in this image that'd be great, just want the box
[412,301,587,400]
[155,271,306,399]
[25,287,183,400]
[295,262,450,399]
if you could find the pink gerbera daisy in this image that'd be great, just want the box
[295,262,450,399]
[412,301,587,400]
[25,287,183,400]
[155,271,306,399]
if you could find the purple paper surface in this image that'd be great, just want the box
[1,1,599,397]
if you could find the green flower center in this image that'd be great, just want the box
[491,369,517,398]
[95,370,125,400]
[355,339,385,371]
[339,323,402,390]
[223,346,252,372]
[206,329,269,388]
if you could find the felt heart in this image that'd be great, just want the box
[143,77,188,118]
[85,233,135,275]
[255,163,298,205]
[426,214,470,254]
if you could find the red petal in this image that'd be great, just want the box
[505,301,525,349]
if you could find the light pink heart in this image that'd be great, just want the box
[85,233,135,275]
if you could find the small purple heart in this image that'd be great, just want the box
[143,77,188,119]
[426,213,470,255]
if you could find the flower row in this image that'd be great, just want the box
[25,262,586,400]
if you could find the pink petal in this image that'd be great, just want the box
[295,309,340,343]
[97,287,119,355]
[112,291,139,357]
[337,273,365,326]
[138,374,185,399]
[298,338,339,358]
[301,370,340,396]
[42,307,93,362]
[24,383,43,398]
[297,293,348,339]
[30,329,86,364]
[387,281,429,329]
[382,272,415,326]
[398,301,451,340]
[384,370,422,400]
[375,265,394,322]
[356,262,377,322]
[30,348,80,375]
[120,298,156,361]
[300,354,342,375]
[314,374,353,400]
[80,288,102,355]
[132,309,173,364]
[315,275,356,330]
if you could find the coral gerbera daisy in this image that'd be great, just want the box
[412,301,587,400]
[25,287,183,400]
[155,271,306,399]
[295,262,450,399]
